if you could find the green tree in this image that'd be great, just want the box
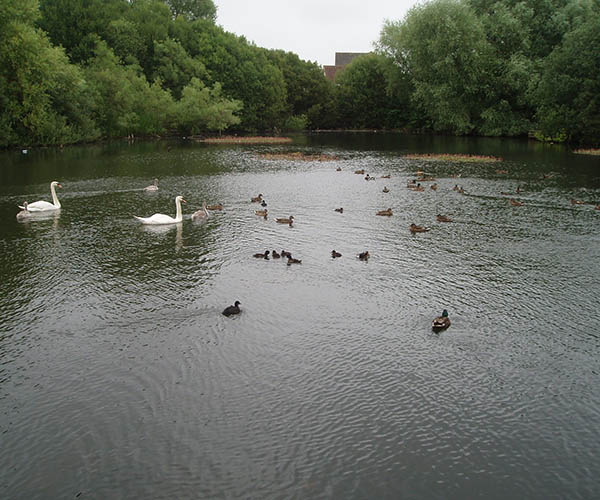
[165,0,216,21]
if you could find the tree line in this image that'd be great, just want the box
[1,0,598,148]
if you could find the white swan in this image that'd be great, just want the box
[191,201,209,221]
[19,181,62,211]
[144,178,159,191]
[134,195,186,224]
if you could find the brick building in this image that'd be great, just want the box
[323,52,369,81]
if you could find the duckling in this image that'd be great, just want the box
[436,214,453,222]
[354,169,365,175]
[206,203,223,210]
[251,194,263,203]
[261,200,267,207]
[331,250,342,258]
[222,301,241,317]
[281,250,292,259]
[571,199,585,205]
[272,250,281,259]
[432,309,451,331]
[336,167,342,171]
[376,208,393,216]
[409,223,429,233]
[509,199,524,206]
[358,251,370,261]
[383,186,389,193]
[253,250,270,259]
[255,209,268,217]
[430,183,438,191]
[276,216,294,225]
[287,257,302,266]
[381,174,391,179]
[334,207,344,213]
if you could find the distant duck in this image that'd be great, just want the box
[381,174,391,179]
[251,194,263,203]
[272,250,281,258]
[222,301,241,317]
[191,201,209,221]
[408,179,417,186]
[331,250,342,258]
[253,250,270,259]
[144,178,159,192]
[571,199,585,205]
[496,169,508,174]
[418,176,436,182]
[413,183,425,192]
[500,191,510,195]
[276,216,294,225]
[458,186,465,194]
[287,256,302,266]
[595,205,600,210]
[255,209,268,217]
[334,207,344,213]
[453,184,460,191]
[509,198,524,207]
[281,250,292,259]
[261,200,267,207]
[430,183,438,191]
[19,181,62,211]
[336,167,342,171]
[436,214,453,222]
[377,208,393,216]
[206,203,223,210]
[16,202,30,219]
[432,309,451,331]
[354,169,365,175]
[358,251,370,261]
[365,174,375,181]
[409,223,429,233]
[383,186,389,193]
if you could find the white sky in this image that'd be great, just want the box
[214,0,416,67]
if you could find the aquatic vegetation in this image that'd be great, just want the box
[404,153,503,163]
[573,149,600,156]
[259,152,340,161]
[201,136,293,144]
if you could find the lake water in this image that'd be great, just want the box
[1,133,599,499]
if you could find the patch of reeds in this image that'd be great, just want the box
[200,136,293,144]
[404,153,503,163]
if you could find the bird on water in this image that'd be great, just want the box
[222,301,241,317]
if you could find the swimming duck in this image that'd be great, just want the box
[251,194,263,203]
[436,214,452,222]
[595,205,600,210]
[407,179,416,186]
[381,174,391,179]
[377,208,393,216]
[276,216,294,225]
[336,167,342,171]
[432,309,451,331]
[253,250,270,259]
[272,250,281,258]
[453,184,460,191]
[144,178,159,192]
[207,203,223,210]
[495,169,508,174]
[191,201,209,221]
[430,183,438,191]
[287,257,302,265]
[334,207,344,213]
[281,250,292,259]
[413,184,425,192]
[358,251,370,261]
[222,301,241,317]
[570,199,585,205]
[458,187,465,194]
[410,223,429,233]
[354,169,365,175]
[261,200,267,207]
[418,176,436,182]
[331,250,342,258]
[383,187,389,193]
[255,209,268,217]
[509,199,524,206]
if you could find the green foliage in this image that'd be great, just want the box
[166,0,216,21]
[283,115,308,132]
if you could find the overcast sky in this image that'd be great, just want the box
[214,0,416,67]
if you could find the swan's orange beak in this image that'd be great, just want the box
[57,183,63,189]
[181,198,187,203]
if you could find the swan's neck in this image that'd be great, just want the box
[203,203,209,216]
[50,184,60,208]
[175,198,183,221]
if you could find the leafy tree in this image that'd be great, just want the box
[165,0,216,21]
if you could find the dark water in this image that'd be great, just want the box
[1,133,599,499]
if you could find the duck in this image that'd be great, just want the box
[334,207,344,213]
[452,184,460,191]
[222,301,241,317]
[430,183,438,191]
[432,309,451,331]
[376,208,393,216]
[413,184,425,192]
[276,216,294,225]
[436,214,453,222]
[336,167,342,171]
[383,186,389,193]
[495,169,508,174]
[509,199,524,207]
[19,181,62,211]
[134,195,186,224]
[144,178,159,192]
[365,174,375,181]
[191,201,209,221]
[595,205,600,210]
[206,203,223,211]
[272,250,281,258]
[261,200,267,207]
[16,202,30,219]
[253,250,270,259]
[358,251,370,261]
[418,176,436,182]
[407,179,417,186]
[331,250,342,258]
[409,223,429,233]
[570,199,585,205]
[458,187,465,194]
[281,250,292,259]
[287,256,302,266]
[251,194,263,203]
[354,169,365,175]
[381,174,391,179]
[255,209,268,217]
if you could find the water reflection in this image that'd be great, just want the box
[15,208,61,228]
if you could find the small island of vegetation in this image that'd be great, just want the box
[258,152,340,161]
[200,137,293,144]
[404,154,503,163]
